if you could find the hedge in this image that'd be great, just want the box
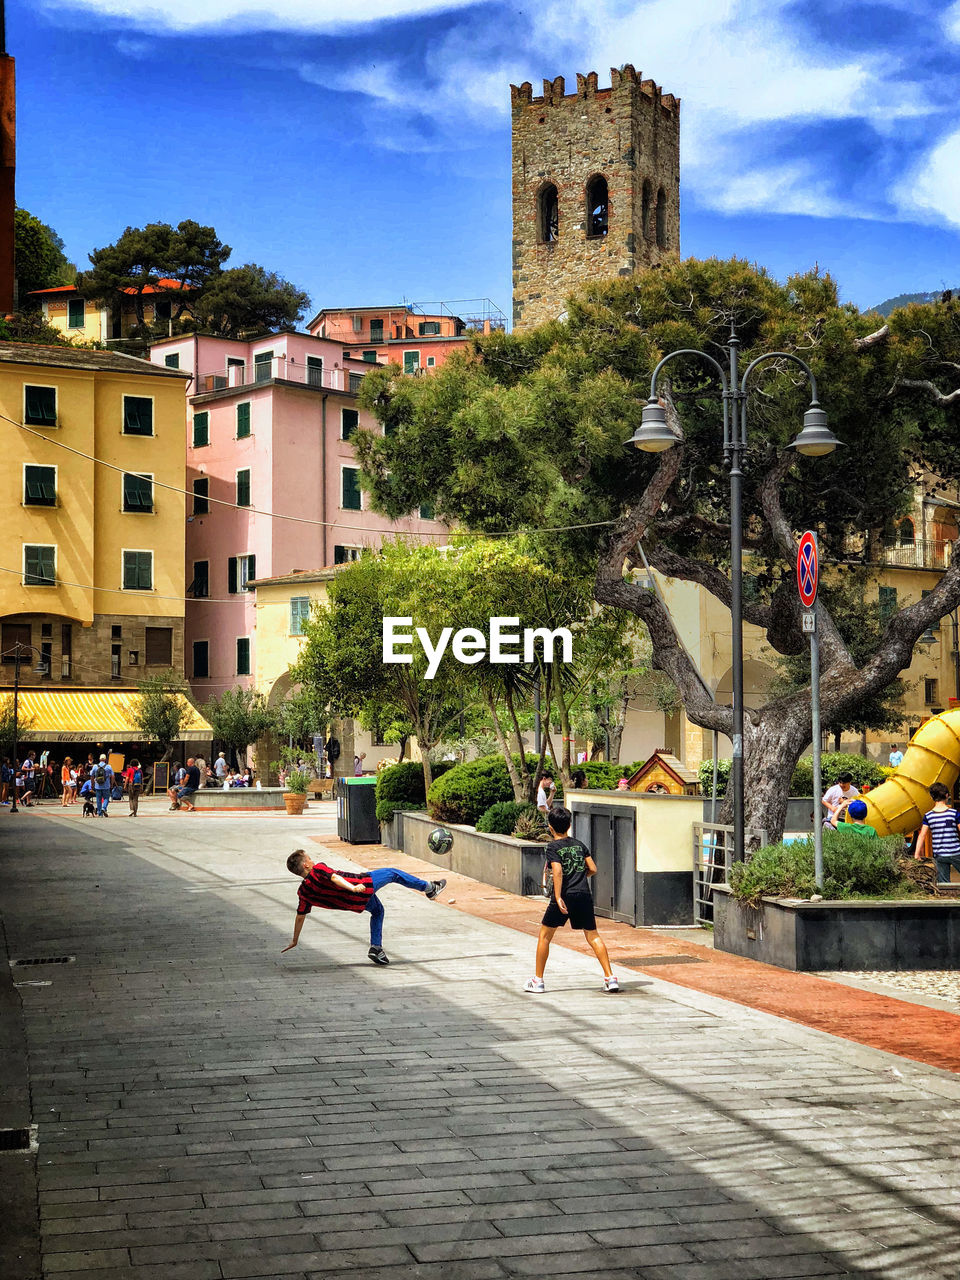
[476,800,539,835]
[697,752,888,800]
[375,759,453,824]
[427,754,540,825]
[728,830,909,905]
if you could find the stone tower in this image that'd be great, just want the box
[511,65,680,331]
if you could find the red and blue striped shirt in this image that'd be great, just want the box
[296,862,374,915]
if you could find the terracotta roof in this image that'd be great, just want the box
[251,567,339,588]
[29,278,187,297]
[0,342,190,377]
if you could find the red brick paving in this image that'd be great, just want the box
[313,834,960,1075]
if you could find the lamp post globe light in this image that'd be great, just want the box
[1,642,50,814]
[627,325,841,864]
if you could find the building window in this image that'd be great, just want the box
[254,350,273,383]
[67,297,85,328]
[341,408,359,440]
[61,623,72,679]
[538,182,559,243]
[192,477,209,515]
[290,596,311,635]
[361,350,377,363]
[123,396,153,436]
[23,544,56,586]
[349,372,364,393]
[427,356,436,367]
[145,626,173,666]
[236,636,251,676]
[419,501,435,520]
[155,297,172,322]
[925,678,939,704]
[419,321,441,336]
[24,385,57,427]
[193,640,209,679]
[655,187,667,249]
[111,641,122,677]
[24,465,57,507]
[112,624,122,640]
[306,356,324,387]
[585,174,609,238]
[122,550,153,591]
[334,545,362,564]
[192,411,209,448]
[898,517,916,545]
[370,319,384,342]
[403,350,420,375]
[2,622,31,660]
[236,402,251,438]
[164,352,180,369]
[341,467,361,511]
[236,469,251,507]
[123,472,154,513]
[228,553,256,593]
[878,585,898,623]
[642,179,654,241]
[191,560,209,598]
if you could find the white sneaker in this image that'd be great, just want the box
[603,975,620,993]
[524,976,545,993]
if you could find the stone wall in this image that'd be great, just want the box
[511,65,681,331]
[0,611,184,686]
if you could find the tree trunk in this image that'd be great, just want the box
[485,691,525,801]
[553,682,574,789]
[718,708,809,846]
[503,685,531,789]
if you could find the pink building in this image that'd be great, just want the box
[149,331,445,700]
[307,300,506,374]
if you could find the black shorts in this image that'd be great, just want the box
[542,892,596,931]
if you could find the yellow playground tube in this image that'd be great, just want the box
[862,709,960,836]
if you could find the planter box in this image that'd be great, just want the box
[192,787,289,811]
[713,884,960,971]
[399,811,546,897]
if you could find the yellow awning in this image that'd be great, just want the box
[0,688,213,743]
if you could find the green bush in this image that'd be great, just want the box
[376,799,424,824]
[427,754,539,825]
[375,760,453,823]
[574,761,632,789]
[699,752,888,800]
[477,800,539,835]
[728,830,907,905]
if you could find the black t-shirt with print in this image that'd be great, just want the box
[544,836,591,898]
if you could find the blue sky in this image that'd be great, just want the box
[13,0,960,318]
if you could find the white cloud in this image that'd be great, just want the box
[115,35,152,56]
[40,0,478,33]
[945,0,960,41]
[896,127,960,227]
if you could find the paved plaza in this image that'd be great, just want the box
[2,803,960,1279]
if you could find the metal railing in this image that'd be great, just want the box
[881,538,954,570]
[199,359,364,395]
[693,821,768,925]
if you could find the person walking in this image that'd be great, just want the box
[524,806,619,994]
[90,755,113,816]
[282,849,446,966]
[1,757,13,805]
[125,759,143,816]
[915,782,960,884]
[60,758,73,807]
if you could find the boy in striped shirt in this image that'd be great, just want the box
[282,849,445,965]
[916,783,960,884]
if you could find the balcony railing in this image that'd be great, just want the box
[199,358,364,395]
[881,538,955,570]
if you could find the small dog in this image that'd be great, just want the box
[82,799,96,817]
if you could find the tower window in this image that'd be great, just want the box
[537,183,559,244]
[585,175,608,238]
[642,180,654,242]
[656,187,668,249]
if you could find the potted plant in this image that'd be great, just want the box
[283,768,309,815]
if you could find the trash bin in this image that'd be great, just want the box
[336,776,380,843]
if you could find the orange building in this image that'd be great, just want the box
[306,300,506,374]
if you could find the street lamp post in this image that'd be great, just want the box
[627,324,840,864]
[3,642,50,813]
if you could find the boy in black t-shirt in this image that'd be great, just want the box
[524,806,619,994]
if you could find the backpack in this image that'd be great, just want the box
[92,764,106,784]
[133,768,142,786]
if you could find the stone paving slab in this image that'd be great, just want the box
[3,810,960,1278]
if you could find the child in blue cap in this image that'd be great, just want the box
[832,797,877,837]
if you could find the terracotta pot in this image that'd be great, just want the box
[283,792,307,815]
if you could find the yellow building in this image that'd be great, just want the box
[0,341,191,743]
[27,280,186,345]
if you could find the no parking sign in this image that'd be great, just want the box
[797,530,818,609]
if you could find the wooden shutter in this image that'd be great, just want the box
[25,386,57,426]
[193,412,209,447]
[228,557,238,594]
[123,473,152,511]
[164,353,180,369]
[245,554,256,588]
[341,409,359,439]
[193,478,209,515]
[236,402,251,437]
[193,641,209,679]
[236,470,251,507]
[123,397,153,435]
[145,627,172,666]
[25,466,56,505]
[236,637,251,675]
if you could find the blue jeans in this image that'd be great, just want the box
[364,867,431,947]
[95,787,110,815]
[935,854,960,884]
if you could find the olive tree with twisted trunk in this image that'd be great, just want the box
[353,259,960,841]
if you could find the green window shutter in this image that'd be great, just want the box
[879,585,898,622]
[123,473,153,512]
[123,551,152,590]
[342,468,361,510]
[362,350,377,363]
[123,396,153,436]
[236,637,251,676]
[236,470,251,507]
[24,386,57,426]
[164,353,180,369]
[403,350,420,374]
[236,402,251,438]
[193,641,209,679]
[191,561,209,598]
[25,466,56,506]
[341,409,359,440]
[228,557,238,594]
[192,478,209,515]
[245,554,256,588]
[192,411,209,447]
[24,545,55,585]
[68,298,84,328]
